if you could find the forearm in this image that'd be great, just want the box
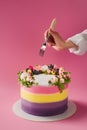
[65,40,78,50]
[45,29,87,55]
[52,39,78,51]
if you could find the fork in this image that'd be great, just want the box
[39,18,56,56]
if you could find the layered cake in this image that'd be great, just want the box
[18,64,71,116]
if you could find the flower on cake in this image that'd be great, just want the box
[49,76,58,83]
[18,70,38,87]
[18,64,71,92]
[60,78,65,83]
[20,71,29,81]
[33,65,40,71]
[59,67,64,74]
[40,65,49,72]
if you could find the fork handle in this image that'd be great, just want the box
[46,18,56,43]
[50,18,56,30]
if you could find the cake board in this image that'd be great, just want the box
[12,100,77,122]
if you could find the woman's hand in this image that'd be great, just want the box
[44,29,78,51]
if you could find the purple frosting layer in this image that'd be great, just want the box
[21,98,68,116]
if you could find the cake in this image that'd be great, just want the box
[18,64,71,116]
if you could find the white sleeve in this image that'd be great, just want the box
[68,30,87,55]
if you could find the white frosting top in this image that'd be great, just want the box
[34,74,55,86]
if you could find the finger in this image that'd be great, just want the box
[49,29,55,37]
[44,30,49,40]
[47,42,55,47]
[52,46,59,50]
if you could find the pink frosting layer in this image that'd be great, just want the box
[22,85,68,94]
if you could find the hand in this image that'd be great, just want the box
[44,29,78,51]
[44,29,66,51]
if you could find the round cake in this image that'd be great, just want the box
[18,64,71,116]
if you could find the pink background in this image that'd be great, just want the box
[0,0,87,129]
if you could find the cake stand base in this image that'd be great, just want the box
[12,100,77,122]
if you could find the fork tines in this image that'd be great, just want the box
[39,43,46,56]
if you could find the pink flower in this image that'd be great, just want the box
[47,69,51,74]
[34,65,41,71]
[59,73,63,78]
[54,64,58,69]
[59,67,64,74]
[63,74,67,78]
[66,72,71,77]
[29,65,33,70]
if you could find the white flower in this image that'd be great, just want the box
[60,78,65,83]
[40,65,48,71]
[20,71,29,80]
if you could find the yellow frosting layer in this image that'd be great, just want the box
[21,88,68,103]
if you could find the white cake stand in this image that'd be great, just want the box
[12,100,77,122]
